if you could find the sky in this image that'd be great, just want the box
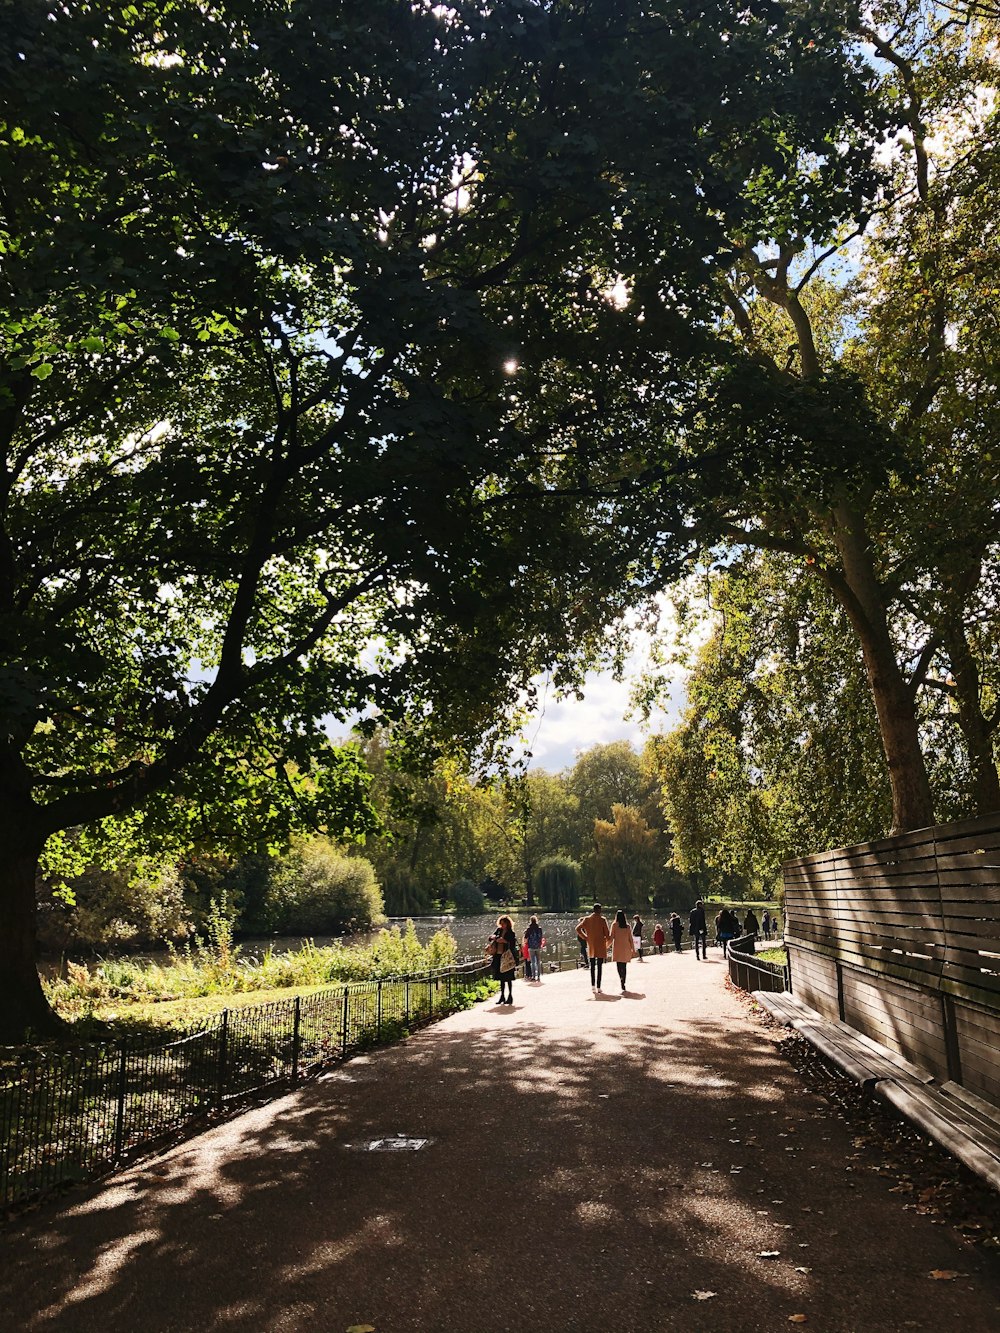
[518,666,685,773]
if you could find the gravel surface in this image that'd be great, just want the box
[3,951,1000,1332]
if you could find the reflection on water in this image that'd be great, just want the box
[45,906,779,975]
[223,913,594,967]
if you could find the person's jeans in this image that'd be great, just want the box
[589,956,603,988]
[529,948,542,980]
[693,929,707,958]
[616,961,627,989]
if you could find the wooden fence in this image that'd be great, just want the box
[783,812,1000,1107]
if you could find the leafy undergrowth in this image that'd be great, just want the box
[46,921,458,1021]
[741,990,1000,1254]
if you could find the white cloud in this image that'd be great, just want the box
[520,668,685,772]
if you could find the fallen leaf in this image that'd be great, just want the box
[789,1316,808,1324]
[794,1266,812,1274]
[759,1251,781,1259]
[346,1326,377,1332]
[692,1291,717,1301]
[928,1270,963,1280]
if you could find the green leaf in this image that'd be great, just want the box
[31,363,54,380]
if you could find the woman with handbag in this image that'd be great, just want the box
[488,914,518,1005]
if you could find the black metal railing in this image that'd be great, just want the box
[727,934,789,994]
[0,959,490,1212]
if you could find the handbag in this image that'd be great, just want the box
[499,948,516,973]
[485,938,500,957]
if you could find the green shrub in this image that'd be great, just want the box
[449,879,486,914]
[266,838,384,934]
[36,860,192,953]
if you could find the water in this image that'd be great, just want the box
[45,905,780,975]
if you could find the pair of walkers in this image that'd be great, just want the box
[575,904,636,994]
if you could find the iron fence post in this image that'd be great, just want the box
[217,1009,229,1106]
[291,996,301,1081]
[113,1041,128,1159]
[376,980,382,1041]
[405,977,410,1027]
[341,987,349,1056]
[427,972,433,1017]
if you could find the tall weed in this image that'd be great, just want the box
[45,920,458,1015]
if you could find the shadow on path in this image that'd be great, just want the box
[2,955,999,1332]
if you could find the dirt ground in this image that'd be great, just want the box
[3,950,1000,1332]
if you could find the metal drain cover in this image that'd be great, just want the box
[365,1136,429,1152]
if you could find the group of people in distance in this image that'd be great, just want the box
[486,900,781,1002]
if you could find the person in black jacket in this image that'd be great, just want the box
[669,912,684,952]
[689,900,708,960]
[489,915,518,1005]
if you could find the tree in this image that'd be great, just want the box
[591,804,662,907]
[0,0,634,1038]
[648,556,892,892]
[533,855,581,912]
[483,771,580,906]
[1,0,900,1039]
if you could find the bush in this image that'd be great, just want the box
[534,856,581,912]
[36,861,192,953]
[45,920,460,1016]
[449,879,486,914]
[266,838,385,934]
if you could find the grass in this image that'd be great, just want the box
[756,946,787,965]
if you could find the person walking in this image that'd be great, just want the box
[488,915,518,1005]
[631,913,644,960]
[524,915,544,982]
[743,907,760,938]
[669,912,683,952]
[576,904,612,993]
[689,899,708,959]
[761,909,772,941]
[652,923,666,954]
[716,907,737,959]
[610,909,637,992]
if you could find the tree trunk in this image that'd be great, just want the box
[942,626,1000,815]
[831,504,935,834]
[0,823,63,1045]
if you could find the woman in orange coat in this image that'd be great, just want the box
[609,908,637,992]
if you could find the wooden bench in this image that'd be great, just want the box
[753,989,1000,1191]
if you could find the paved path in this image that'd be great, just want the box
[3,952,1000,1332]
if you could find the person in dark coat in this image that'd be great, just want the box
[689,900,708,959]
[716,908,738,958]
[489,915,518,1005]
[669,912,683,952]
[743,908,760,938]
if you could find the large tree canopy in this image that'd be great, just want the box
[1,0,891,1040]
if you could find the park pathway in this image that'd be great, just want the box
[3,951,1000,1332]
